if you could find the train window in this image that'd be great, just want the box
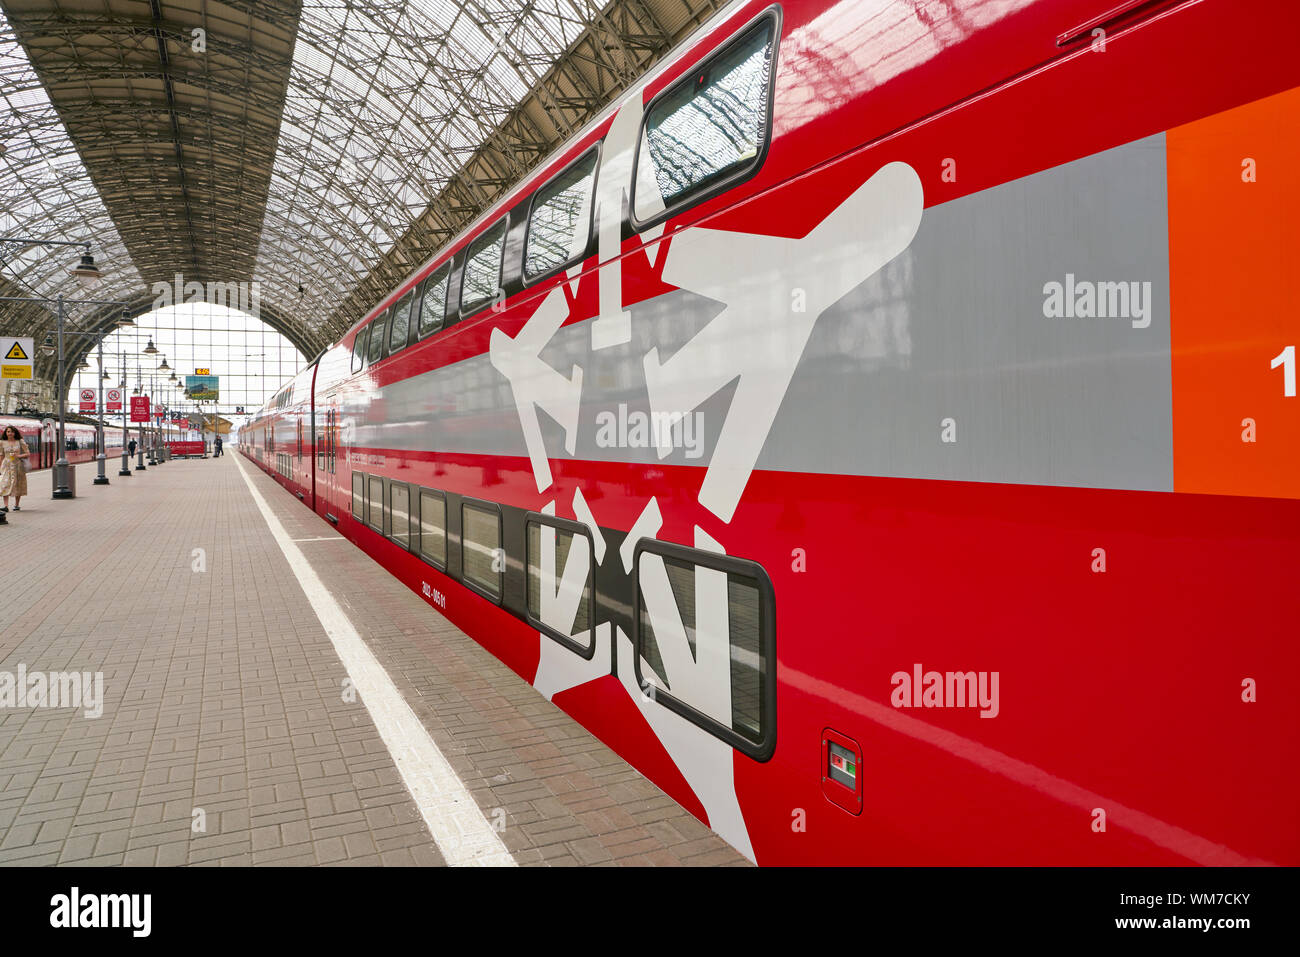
[417,488,446,569]
[632,15,777,224]
[351,327,369,374]
[366,313,388,366]
[352,472,364,520]
[389,482,411,549]
[461,499,502,602]
[418,264,450,338]
[524,149,598,280]
[368,475,385,533]
[525,514,596,659]
[388,293,413,354]
[633,540,776,761]
[459,219,507,313]
[351,328,366,374]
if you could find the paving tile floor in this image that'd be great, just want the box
[0,456,746,867]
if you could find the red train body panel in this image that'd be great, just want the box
[241,0,1300,865]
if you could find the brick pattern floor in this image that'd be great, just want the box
[0,456,746,867]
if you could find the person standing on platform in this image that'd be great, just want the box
[128,437,136,458]
[0,425,31,512]
[214,435,223,458]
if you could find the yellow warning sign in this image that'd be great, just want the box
[0,338,34,379]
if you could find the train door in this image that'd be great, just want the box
[308,401,316,511]
[322,393,340,524]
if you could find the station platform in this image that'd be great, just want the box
[0,455,745,867]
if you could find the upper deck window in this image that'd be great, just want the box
[351,325,369,374]
[418,264,450,338]
[632,17,777,223]
[460,219,507,313]
[524,150,598,279]
[366,312,387,366]
[388,293,413,353]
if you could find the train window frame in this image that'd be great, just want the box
[388,292,415,355]
[521,144,601,285]
[416,487,447,570]
[628,7,781,233]
[351,471,364,521]
[524,513,598,660]
[350,326,369,374]
[366,312,389,367]
[388,481,412,550]
[406,277,426,346]
[457,217,509,317]
[417,262,452,339]
[368,474,385,534]
[631,539,776,762]
[460,497,503,604]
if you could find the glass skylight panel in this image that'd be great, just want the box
[252,0,610,340]
[0,11,141,307]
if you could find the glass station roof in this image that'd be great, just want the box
[0,0,720,372]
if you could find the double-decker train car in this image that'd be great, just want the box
[242,0,1300,865]
[244,364,316,503]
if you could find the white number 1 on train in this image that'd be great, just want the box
[1272,345,1296,397]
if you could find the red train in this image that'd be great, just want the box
[242,0,1300,864]
[0,414,187,471]
[0,414,126,469]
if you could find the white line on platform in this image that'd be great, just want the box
[233,455,516,867]
[291,536,347,542]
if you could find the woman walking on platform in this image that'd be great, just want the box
[0,425,30,512]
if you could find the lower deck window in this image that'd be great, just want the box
[418,489,446,568]
[526,516,594,657]
[351,473,364,520]
[634,542,774,760]
[461,500,501,601]
[389,483,410,549]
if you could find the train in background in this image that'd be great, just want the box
[0,414,190,470]
[242,0,1300,865]
[0,414,123,469]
